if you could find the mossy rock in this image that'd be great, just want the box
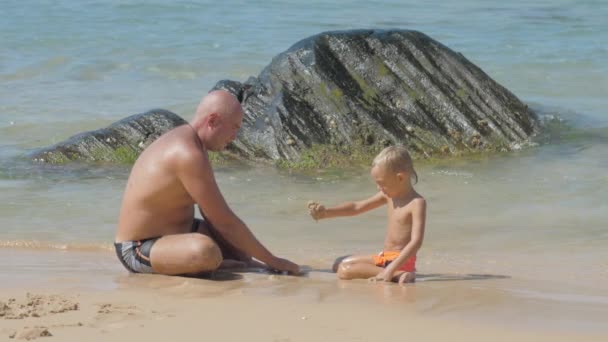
[30,109,187,164]
[213,29,539,166]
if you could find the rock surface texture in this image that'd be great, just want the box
[30,109,186,164]
[214,29,539,165]
[33,30,539,166]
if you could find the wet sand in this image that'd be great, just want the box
[1,249,607,341]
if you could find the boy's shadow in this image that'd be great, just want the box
[310,268,509,282]
[190,263,511,283]
[326,256,510,282]
[416,273,510,282]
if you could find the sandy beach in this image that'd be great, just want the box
[1,279,606,341]
[1,249,607,341]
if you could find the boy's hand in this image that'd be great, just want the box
[307,201,326,221]
[369,268,395,283]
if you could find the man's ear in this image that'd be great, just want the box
[207,113,220,128]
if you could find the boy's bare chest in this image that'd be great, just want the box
[385,204,412,232]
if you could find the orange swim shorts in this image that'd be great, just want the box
[373,251,416,272]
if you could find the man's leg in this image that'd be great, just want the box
[196,218,251,263]
[149,232,223,275]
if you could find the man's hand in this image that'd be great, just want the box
[268,257,301,275]
[307,201,326,221]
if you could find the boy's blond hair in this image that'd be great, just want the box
[372,146,418,183]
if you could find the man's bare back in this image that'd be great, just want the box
[116,126,202,241]
[114,90,300,276]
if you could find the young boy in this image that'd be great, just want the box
[308,146,426,284]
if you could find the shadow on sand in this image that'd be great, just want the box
[149,265,511,283]
[416,273,510,282]
[301,266,510,283]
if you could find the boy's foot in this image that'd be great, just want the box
[398,272,416,284]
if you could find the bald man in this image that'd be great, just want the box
[115,90,300,276]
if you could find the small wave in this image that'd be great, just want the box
[429,170,474,178]
[531,103,608,146]
[0,240,114,252]
[1,56,71,81]
[0,154,130,182]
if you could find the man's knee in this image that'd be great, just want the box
[185,235,223,272]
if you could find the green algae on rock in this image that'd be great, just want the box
[30,109,186,164]
[214,29,539,167]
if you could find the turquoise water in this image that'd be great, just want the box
[1,0,606,137]
[0,1,607,327]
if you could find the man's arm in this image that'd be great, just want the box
[176,144,298,273]
[309,192,386,220]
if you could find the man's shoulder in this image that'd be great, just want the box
[136,126,205,170]
[166,127,210,169]
[163,125,193,144]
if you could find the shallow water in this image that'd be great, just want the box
[1,0,607,333]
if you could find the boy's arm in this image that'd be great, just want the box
[383,198,427,275]
[309,192,386,220]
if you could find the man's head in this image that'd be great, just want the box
[192,90,244,151]
[370,146,418,197]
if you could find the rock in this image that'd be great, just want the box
[30,109,186,164]
[32,29,539,168]
[212,29,539,167]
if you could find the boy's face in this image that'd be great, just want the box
[371,164,405,198]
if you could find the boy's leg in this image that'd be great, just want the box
[337,262,385,280]
[392,271,416,284]
[339,266,416,283]
[335,254,382,280]
[332,254,376,272]
[335,255,417,283]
